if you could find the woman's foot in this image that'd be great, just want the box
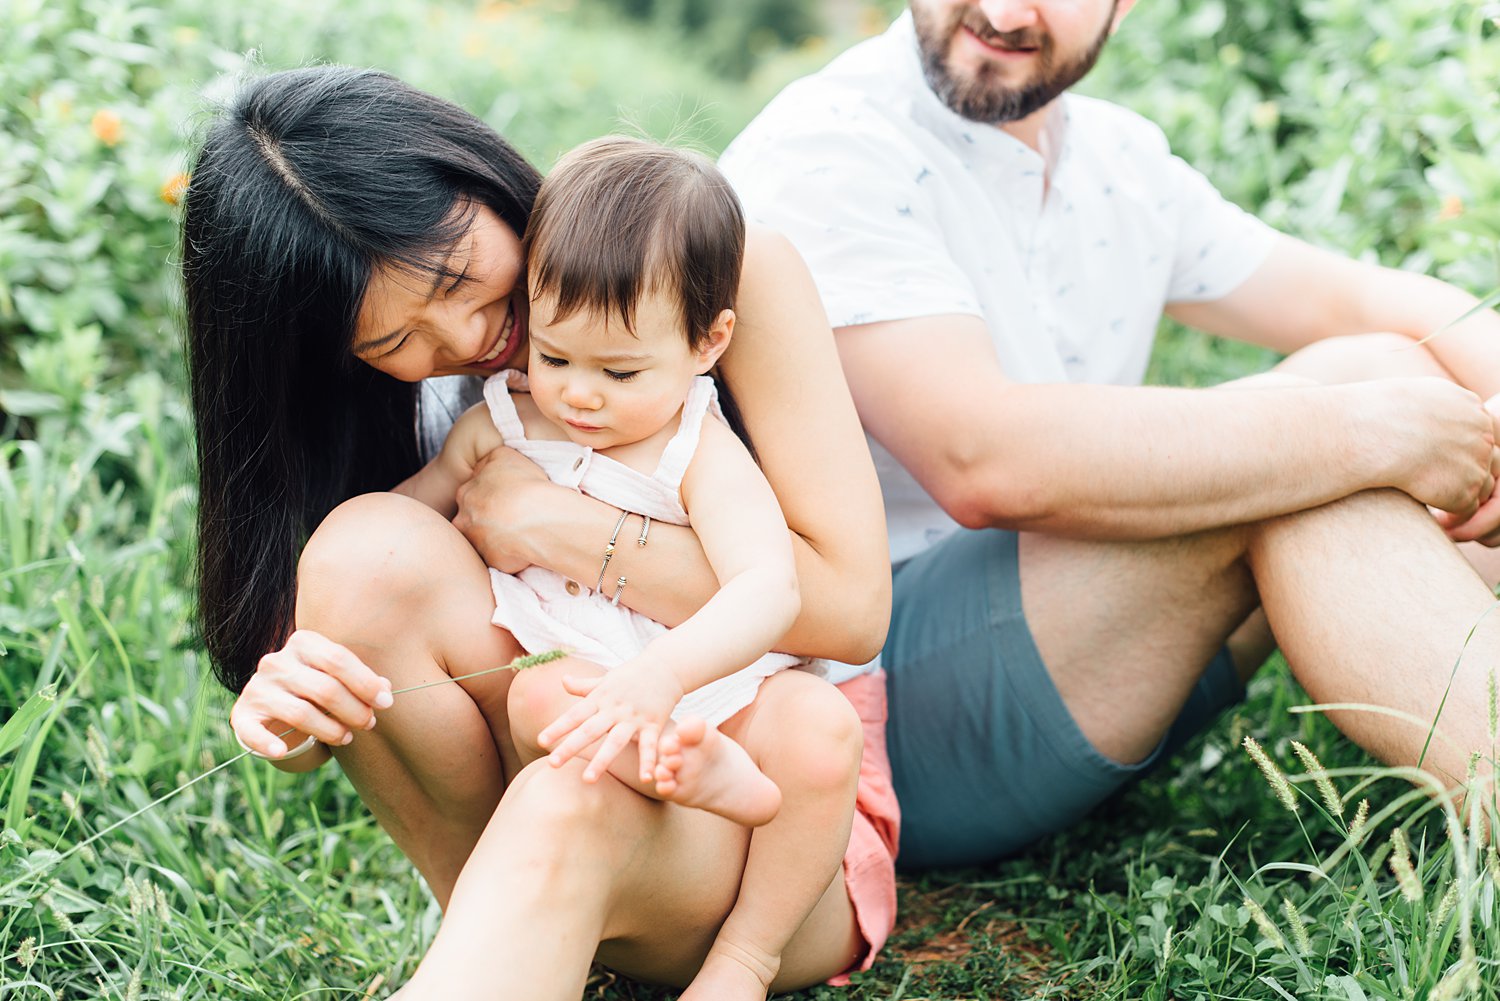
[679,941,780,1001]
[653,717,782,827]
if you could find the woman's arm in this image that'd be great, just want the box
[454,228,889,662]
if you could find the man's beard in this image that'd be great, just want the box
[912,3,1115,124]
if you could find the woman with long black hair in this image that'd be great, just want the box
[184,65,895,997]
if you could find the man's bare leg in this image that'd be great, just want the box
[1021,483,1498,786]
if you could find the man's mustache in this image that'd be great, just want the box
[960,17,1046,51]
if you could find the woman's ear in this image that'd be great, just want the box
[693,309,735,373]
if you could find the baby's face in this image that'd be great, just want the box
[525,288,723,451]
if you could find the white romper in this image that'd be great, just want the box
[484,371,804,726]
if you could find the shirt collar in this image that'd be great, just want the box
[886,11,1074,184]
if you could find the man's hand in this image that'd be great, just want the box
[452,446,554,574]
[1433,396,1500,547]
[1367,378,1498,520]
[536,664,686,784]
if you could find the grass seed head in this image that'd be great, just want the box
[1243,896,1287,951]
[1243,736,1298,812]
[1290,740,1342,817]
[1348,799,1371,845]
[1488,670,1497,742]
[1389,829,1424,903]
[15,936,36,969]
[1281,896,1312,954]
[1433,879,1460,928]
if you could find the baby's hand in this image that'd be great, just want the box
[537,664,685,783]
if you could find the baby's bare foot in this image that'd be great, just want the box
[653,717,781,827]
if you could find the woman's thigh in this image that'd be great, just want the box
[296,491,523,904]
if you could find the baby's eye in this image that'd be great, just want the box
[538,354,567,368]
[605,369,641,382]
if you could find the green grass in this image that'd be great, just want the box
[6,0,1500,996]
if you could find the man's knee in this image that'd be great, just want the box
[1277,332,1444,384]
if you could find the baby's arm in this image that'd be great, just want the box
[539,418,800,778]
[394,403,505,519]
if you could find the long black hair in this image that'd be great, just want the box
[183,66,541,691]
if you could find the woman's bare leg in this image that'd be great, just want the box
[391,758,861,1001]
[295,492,523,906]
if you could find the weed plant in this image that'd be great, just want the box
[3,0,1500,997]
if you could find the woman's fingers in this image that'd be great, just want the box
[263,691,355,747]
[230,707,301,759]
[283,629,394,711]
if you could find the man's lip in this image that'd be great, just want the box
[960,25,1038,56]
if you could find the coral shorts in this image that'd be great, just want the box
[828,669,900,986]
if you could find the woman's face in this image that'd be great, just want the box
[351,205,530,381]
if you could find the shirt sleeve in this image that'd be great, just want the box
[721,121,982,329]
[1164,153,1277,304]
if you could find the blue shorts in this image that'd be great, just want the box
[883,529,1245,869]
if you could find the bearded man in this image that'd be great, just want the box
[721,0,1500,867]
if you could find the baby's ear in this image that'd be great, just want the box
[694,309,735,372]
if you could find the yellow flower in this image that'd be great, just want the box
[160,172,190,206]
[91,109,123,146]
[1438,195,1464,221]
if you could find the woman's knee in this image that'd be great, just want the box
[504,758,647,849]
[298,491,481,627]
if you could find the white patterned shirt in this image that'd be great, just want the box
[721,12,1277,564]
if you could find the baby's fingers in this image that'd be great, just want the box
[545,711,614,767]
[537,699,600,751]
[637,723,661,783]
[582,722,637,782]
[560,674,602,697]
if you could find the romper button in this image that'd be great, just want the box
[565,580,580,596]
[572,457,583,471]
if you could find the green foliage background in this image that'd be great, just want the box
[2,0,1499,997]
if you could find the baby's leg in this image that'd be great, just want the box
[663,670,864,1000]
[507,657,780,827]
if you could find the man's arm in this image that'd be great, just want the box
[1168,234,1500,401]
[837,314,1496,540]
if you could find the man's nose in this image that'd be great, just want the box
[976,0,1040,33]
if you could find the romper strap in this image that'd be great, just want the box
[481,371,530,446]
[654,376,722,487]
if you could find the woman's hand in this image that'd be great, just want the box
[536,665,685,784]
[452,446,556,574]
[230,629,394,759]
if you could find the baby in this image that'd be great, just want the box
[400,136,865,998]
